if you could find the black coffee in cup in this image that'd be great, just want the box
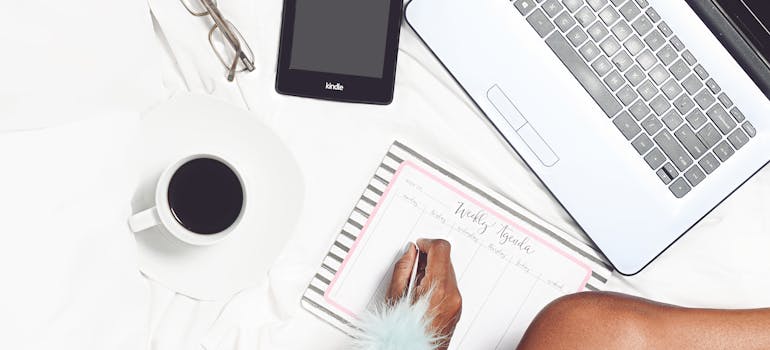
[167,158,244,235]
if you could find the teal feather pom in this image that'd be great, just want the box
[351,294,441,350]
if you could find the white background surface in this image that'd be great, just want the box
[2,0,770,349]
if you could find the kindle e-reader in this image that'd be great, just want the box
[276,0,403,104]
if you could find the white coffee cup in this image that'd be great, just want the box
[128,154,246,246]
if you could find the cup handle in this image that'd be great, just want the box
[128,207,161,233]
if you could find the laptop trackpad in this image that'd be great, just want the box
[487,85,559,167]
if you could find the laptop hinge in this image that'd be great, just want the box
[686,0,770,101]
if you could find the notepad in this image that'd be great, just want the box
[302,141,613,349]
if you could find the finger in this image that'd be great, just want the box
[386,243,417,301]
[416,238,453,274]
[414,239,455,297]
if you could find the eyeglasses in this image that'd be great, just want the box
[180,0,256,81]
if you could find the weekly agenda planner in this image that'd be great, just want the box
[302,142,613,349]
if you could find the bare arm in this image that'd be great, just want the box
[518,292,770,350]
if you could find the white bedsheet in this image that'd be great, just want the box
[3,0,770,349]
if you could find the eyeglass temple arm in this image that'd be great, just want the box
[201,0,255,72]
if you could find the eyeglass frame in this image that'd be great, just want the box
[182,0,256,81]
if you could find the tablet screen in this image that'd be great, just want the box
[289,0,392,79]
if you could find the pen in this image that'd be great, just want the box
[406,242,421,300]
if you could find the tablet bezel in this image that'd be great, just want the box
[275,0,403,105]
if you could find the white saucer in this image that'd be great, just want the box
[131,93,304,300]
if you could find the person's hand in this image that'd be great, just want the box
[387,239,462,349]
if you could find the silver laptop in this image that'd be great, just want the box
[406,0,770,274]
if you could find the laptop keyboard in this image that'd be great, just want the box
[513,0,756,198]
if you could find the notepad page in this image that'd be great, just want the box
[302,142,612,348]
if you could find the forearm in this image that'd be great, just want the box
[518,292,770,350]
[652,306,770,349]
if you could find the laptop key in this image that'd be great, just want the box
[567,26,589,46]
[705,78,721,94]
[637,80,658,101]
[562,0,584,13]
[743,122,756,138]
[644,147,666,169]
[600,37,621,56]
[656,44,677,66]
[699,153,720,174]
[527,9,556,38]
[611,22,633,41]
[657,163,677,184]
[649,64,671,85]
[599,6,620,26]
[658,22,673,37]
[729,107,744,122]
[684,166,706,187]
[613,111,641,139]
[591,56,613,76]
[515,0,538,15]
[543,0,565,17]
[629,99,651,120]
[654,129,693,171]
[719,94,734,109]
[669,59,690,81]
[682,50,697,66]
[674,125,707,158]
[669,178,691,198]
[580,41,601,61]
[681,74,703,95]
[713,140,735,161]
[644,29,665,51]
[694,64,709,79]
[706,104,736,134]
[588,21,610,41]
[545,32,623,116]
[555,12,578,32]
[645,8,661,22]
[662,109,683,130]
[661,79,683,99]
[586,0,608,11]
[624,35,645,56]
[641,114,664,134]
[634,0,648,7]
[612,51,634,71]
[575,6,597,27]
[604,70,625,91]
[619,1,641,21]
[697,123,721,148]
[625,65,645,86]
[727,128,749,150]
[632,133,654,154]
[632,16,653,36]
[649,94,671,116]
[636,50,657,70]
[617,85,639,105]
[670,36,685,51]
[673,93,695,114]
[694,89,716,109]
[685,109,707,129]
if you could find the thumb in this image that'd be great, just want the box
[386,243,417,302]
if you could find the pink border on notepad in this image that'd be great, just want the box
[324,161,593,318]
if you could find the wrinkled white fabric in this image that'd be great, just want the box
[0,115,149,349]
[3,0,770,349]
[0,1,163,131]
[146,1,770,349]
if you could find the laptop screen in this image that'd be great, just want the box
[713,0,770,65]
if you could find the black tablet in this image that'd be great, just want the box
[275,0,403,105]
